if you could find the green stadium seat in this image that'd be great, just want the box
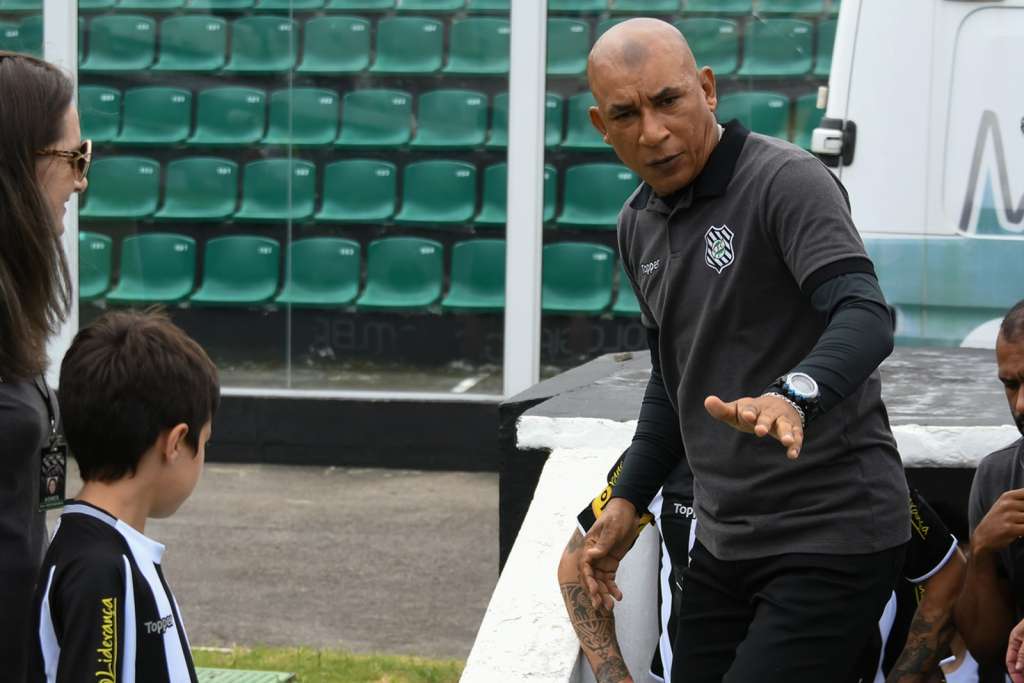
[10,15,70,59]
[394,160,476,225]
[396,0,463,10]
[675,18,739,75]
[81,15,156,72]
[296,16,370,74]
[253,0,323,9]
[78,232,113,301]
[315,159,396,223]
[716,91,789,140]
[0,22,21,52]
[814,18,837,76]
[190,236,280,306]
[188,0,254,9]
[542,242,615,315]
[611,264,640,317]
[355,237,443,311]
[115,87,192,145]
[829,0,840,15]
[262,88,340,147]
[556,164,639,229]
[187,87,267,147]
[80,157,160,220]
[335,89,412,147]
[737,19,813,77]
[548,0,604,12]
[610,0,678,11]
[275,238,361,307]
[547,19,589,76]
[78,86,121,143]
[759,0,825,13]
[596,18,626,39]
[80,0,116,9]
[151,15,227,72]
[486,92,563,149]
[792,92,821,150]
[466,0,508,11]
[562,92,606,151]
[154,157,239,221]
[369,17,442,74]
[223,17,297,73]
[118,0,185,11]
[106,233,197,304]
[443,17,509,75]
[0,0,39,11]
[542,165,558,223]
[684,0,750,14]
[234,159,316,222]
[410,89,488,149]
[441,239,506,313]
[324,0,392,8]
[474,163,557,226]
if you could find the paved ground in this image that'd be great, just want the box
[51,462,498,661]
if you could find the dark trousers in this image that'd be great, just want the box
[672,539,907,683]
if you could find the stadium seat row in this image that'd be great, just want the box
[80,157,639,228]
[0,14,836,77]
[0,0,840,14]
[80,232,639,315]
[80,86,824,150]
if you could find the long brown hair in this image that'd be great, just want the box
[0,52,74,380]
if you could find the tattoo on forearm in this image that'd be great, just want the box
[561,580,630,682]
[595,657,630,683]
[885,611,956,683]
[567,530,585,553]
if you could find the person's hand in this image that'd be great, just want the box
[973,489,1024,555]
[578,498,639,611]
[1006,617,1024,683]
[704,394,804,459]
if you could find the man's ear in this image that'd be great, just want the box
[163,423,190,464]
[699,66,718,113]
[588,105,610,143]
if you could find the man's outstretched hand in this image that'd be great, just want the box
[577,498,640,610]
[705,394,804,459]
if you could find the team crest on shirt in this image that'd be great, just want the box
[705,225,735,274]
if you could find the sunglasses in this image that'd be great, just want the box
[36,139,92,180]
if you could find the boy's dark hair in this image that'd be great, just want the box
[1001,299,1024,344]
[58,309,220,482]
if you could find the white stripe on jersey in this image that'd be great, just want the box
[39,566,59,683]
[122,555,137,683]
[650,491,673,683]
[873,593,898,683]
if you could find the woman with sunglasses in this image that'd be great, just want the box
[0,51,88,680]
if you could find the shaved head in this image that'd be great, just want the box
[588,18,697,89]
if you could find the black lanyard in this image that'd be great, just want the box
[32,375,58,445]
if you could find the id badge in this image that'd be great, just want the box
[39,438,67,511]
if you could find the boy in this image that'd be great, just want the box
[28,310,219,682]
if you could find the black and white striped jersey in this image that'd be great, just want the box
[28,500,198,683]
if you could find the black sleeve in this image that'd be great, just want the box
[611,327,685,515]
[905,488,959,583]
[783,266,895,416]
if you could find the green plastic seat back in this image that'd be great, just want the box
[297,16,369,73]
[542,242,615,314]
[158,157,239,219]
[396,0,463,10]
[814,18,837,76]
[254,0,323,9]
[336,89,412,146]
[612,263,641,316]
[466,0,507,9]
[263,88,340,145]
[396,160,476,224]
[738,18,813,77]
[82,15,156,70]
[80,0,116,9]
[371,16,443,73]
[358,237,443,309]
[558,164,639,228]
[543,165,557,222]
[716,91,790,140]
[117,87,192,144]
[79,86,121,143]
[189,87,267,145]
[562,92,605,149]
[684,0,750,14]
[675,18,739,75]
[317,159,397,222]
[81,157,161,218]
[78,231,113,300]
[152,15,227,71]
[442,239,506,311]
[187,0,254,9]
[488,93,561,148]
[759,0,825,14]
[236,159,316,220]
[16,14,49,58]
[325,0,393,8]
[110,233,197,302]
[610,0,678,11]
[225,16,297,72]
[546,19,589,75]
[411,89,488,148]
[444,17,509,74]
[0,22,22,52]
[119,0,185,11]
[278,238,360,304]
[195,236,280,303]
[829,0,840,14]
[0,0,39,12]
[548,0,604,12]
[792,92,821,150]
[474,162,507,225]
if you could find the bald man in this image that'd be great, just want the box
[577,19,910,683]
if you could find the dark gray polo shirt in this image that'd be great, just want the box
[617,121,910,560]
[968,437,1024,619]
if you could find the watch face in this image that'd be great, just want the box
[787,373,818,398]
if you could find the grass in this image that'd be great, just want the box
[193,646,464,683]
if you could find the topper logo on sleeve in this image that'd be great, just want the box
[640,259,661,277]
